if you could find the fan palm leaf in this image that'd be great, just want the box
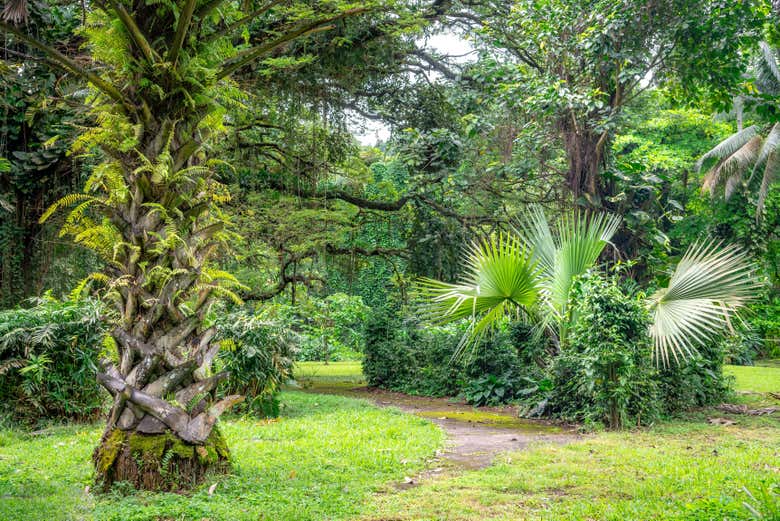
[417,233,541,356]
[514,206,621,320]
[647,241,760,366]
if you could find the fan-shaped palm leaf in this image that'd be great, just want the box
[417,233,540,357]
[514,206,621,319]
[647,241,760,367]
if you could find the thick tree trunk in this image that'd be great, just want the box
[561,127,607,207]
[93,426,230,491]
[93,342,243,490]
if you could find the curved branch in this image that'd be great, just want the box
[216,8,369,80]
[0,21,129,110]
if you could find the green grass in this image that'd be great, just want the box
[0,391,443,521]
[2,363,777,521]
[358,421,780,521]
[725,363,780,393]
[294,361,364,382]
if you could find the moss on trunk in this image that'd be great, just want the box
[93,427,230,492]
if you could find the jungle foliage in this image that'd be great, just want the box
[0,0,778,475]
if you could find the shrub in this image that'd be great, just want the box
[0,296,107,423]
[272,294,369,362]
[657,338,732,413]
[362,309,417,389]
[721,328,765,366]
[362,306,542,404]
[215,309,297,416]
[548,273,661,429]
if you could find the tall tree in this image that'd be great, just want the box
[1,0,429,491]
[464,0,764,207]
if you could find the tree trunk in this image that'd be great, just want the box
[93,426,230,492]
[561,126,607,207]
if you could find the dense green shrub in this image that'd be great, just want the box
[268,294,369,362]
[365,272,735,427]
[657,339,732,414]
[751,293,780,359]
[215,309,297,417]
[0,296,107,423]
[547,273,661,428]
[362,307,542,404]
[721,328,765,366]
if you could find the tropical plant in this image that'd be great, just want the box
[698,42,780,217]
[419,206,759,365]
[215,309,296,416]
[1,0,394,492]
[547,272,660,429]
[0,296,107,422]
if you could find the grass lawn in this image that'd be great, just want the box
[0,391,443,521]
[725,363,780,393]
[294,361,365,384]
[2,362,777,521]
[354,362,780,521]
[358,421,779,520]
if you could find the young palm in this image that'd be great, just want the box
[419,206,759,365]
[419,207,621,353]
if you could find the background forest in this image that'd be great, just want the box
[1,0,778,420]
[0,1,779,517]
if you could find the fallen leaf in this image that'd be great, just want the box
[208,483,217,496]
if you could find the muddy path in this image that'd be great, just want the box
[296,380,579,471]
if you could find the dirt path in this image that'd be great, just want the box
[300,383,579,470]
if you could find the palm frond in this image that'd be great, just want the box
[696,125,759,172]
[515,206,621,318]
[756,41,780,92]
[748,123,780,184]
[647,241,759,366]
[417,233,540,327]
[2,0,28,24]
[757,148,778,217]
[703,135,762,197]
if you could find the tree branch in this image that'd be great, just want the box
[216,8,369,80]
[0,21,129,109]
[106,0,156,64]
[168,0,197,65]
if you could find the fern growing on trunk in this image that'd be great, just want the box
[2,0,375,491]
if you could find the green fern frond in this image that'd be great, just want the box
[39,194,98,224]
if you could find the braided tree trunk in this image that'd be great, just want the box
[89,124,245,490]
[4,0,374,493]
[86,113,244,490]
[38,2,252,492]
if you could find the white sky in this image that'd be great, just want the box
[351,32,474,146]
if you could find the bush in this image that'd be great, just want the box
[271,294,369,362]
[721,328,765,366]
[657,338,732,414]
[547,273,661,429]
[0,296,107,423]
[362,306,543,404]
[215,309,297,417]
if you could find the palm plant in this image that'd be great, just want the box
[698,42,780,216]
[419,206,759,365]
